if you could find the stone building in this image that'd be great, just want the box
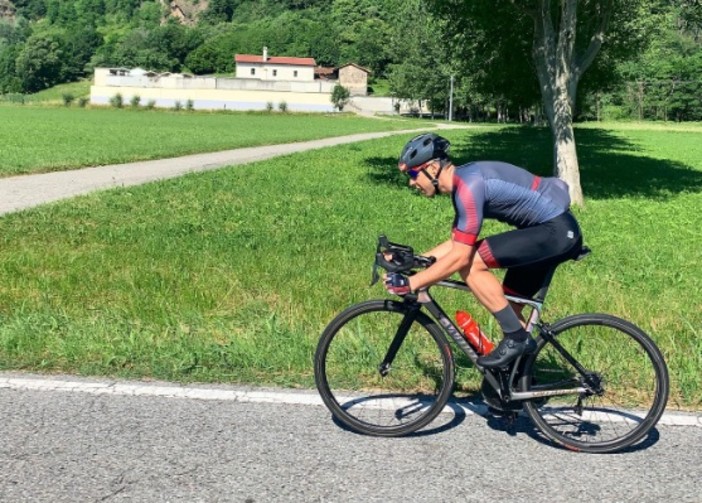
[338,63,370,96]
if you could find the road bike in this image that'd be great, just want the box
[314,236,669,453]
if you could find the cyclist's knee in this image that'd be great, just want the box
[459,256,485,280]
[469,252,489,273]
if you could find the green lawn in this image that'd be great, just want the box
[0,104,424,176]
[0,121,700,408]
[25,81,92,103]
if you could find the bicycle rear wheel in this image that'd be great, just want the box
[520,314,669,453]
[314,299,455,437]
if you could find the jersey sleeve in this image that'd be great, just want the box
[451,174,484,246]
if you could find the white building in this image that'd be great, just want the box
[235,47,316,82]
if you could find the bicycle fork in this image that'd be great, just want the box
[378,306,420,377]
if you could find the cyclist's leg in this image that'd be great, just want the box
[458,252,511,314]
[468,213,582,366]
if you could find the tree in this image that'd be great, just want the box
[387,0,454,114]
[201,0,238,24]
[61,25,101,80]
[15,30,64,92]
[0,43,23,93]
[610,3,702,122]
[433,0,658,205]
[331,83,350,111]
[523,1,614,205]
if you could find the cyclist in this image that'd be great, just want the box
[385,133,583,368]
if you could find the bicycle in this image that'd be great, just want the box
[314,236,670,453]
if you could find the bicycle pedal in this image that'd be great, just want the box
[487,405,521,417]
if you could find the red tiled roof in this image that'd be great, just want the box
[235,54,316,66]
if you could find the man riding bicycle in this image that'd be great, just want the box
[385,133,583,368]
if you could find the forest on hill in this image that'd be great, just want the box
[0,0,701,121]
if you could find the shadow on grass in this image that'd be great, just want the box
[365,127,702,200]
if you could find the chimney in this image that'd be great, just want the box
[263,46,268,62]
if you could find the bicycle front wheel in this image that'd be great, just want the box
[314,299,455,437]
[521,314,669,453]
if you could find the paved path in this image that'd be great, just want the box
[1,373,701,502]
[0,126,463,216]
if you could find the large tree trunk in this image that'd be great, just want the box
[525,0,613,207]
[552,110,584,206]
[540,73,585,206]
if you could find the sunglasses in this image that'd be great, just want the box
[407,167,423,180]
[407,162,433,180]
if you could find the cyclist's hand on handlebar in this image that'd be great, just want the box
[384,272,412,296]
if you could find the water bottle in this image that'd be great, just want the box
[455,310,495,355]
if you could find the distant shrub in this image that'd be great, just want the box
[265,101,274,112]
[110,93,123,108]
[278,101,288,113]
[2,93,26,104]
[62,93,75,107]
[130,95,141,108]
[78,97,89,108]
[146,99,156,110]
[331,84,350,111]
[173,100,183,111]
[602,105,630,121]
[186,99,194,111]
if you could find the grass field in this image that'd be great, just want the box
[0,105,423,176]
[0,119,699,408]
[25,81,92,103]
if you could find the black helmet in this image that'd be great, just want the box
[398,133,451,171]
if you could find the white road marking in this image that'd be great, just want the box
[1,374,699,427]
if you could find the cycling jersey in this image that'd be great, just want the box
[451,161,571,246]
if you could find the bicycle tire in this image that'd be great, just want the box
[520,313,669,453]
[314,299,455,437]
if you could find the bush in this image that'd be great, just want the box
[146,99,156,110]
[186,99,194,111]
[602,105,630,121]
[78,97,89,108]
[278,101,288,113]
[130,95,141,108]
[109,93,123,108]
[2,93,26,104]
[62,93,75,107]
[173,100,183,111]
[266,101,274,112]
[331,84,351,111]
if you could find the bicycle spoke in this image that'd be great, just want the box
[315,300,454,436]
[522,314,668,453]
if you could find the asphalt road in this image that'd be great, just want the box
[1,376,700,502]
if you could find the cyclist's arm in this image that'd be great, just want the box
[408,240,474,292]
[421,239,454,261]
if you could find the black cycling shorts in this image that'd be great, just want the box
[476,211,582,298]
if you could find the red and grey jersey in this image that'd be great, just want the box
[451,161,571,245]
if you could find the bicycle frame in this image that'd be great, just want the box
[402,279,590,404]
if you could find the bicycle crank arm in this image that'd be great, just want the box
[509,387,589,401]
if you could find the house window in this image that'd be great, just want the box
[250,68,256,76]
[294,70,298,78]
[273,69,277,77]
